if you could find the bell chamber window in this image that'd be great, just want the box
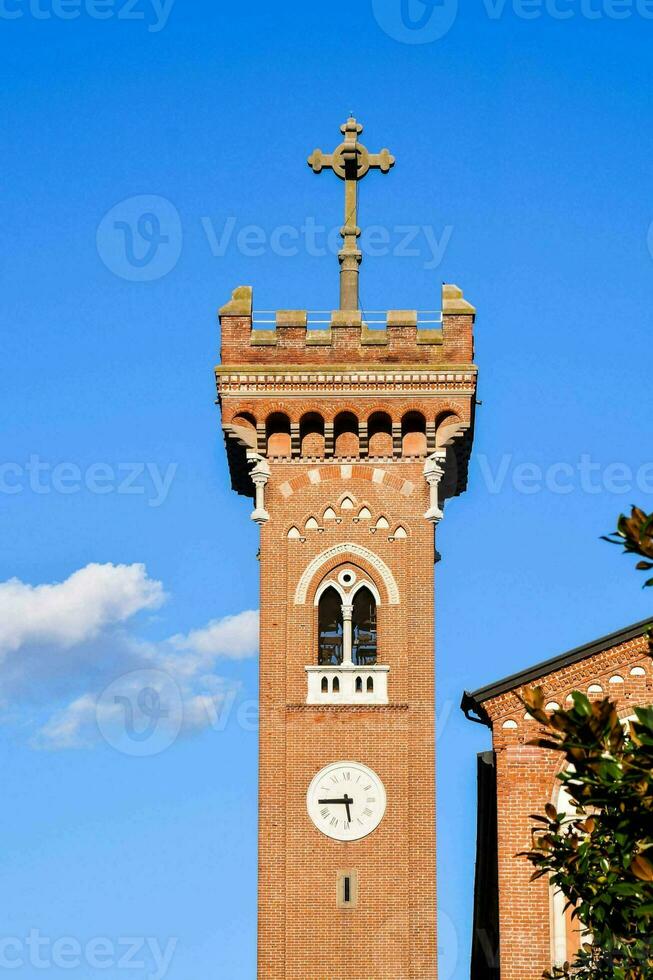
[306,570,388,706]
[352,587,377,665]
[318,587,344,665]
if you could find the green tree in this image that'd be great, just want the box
[521,506,653,979]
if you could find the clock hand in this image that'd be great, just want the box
[318,794,354,822]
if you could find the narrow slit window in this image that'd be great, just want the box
[337,870,358,909]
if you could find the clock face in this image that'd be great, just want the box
[306,761,387,842]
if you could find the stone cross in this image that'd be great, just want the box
[308,117,395,311]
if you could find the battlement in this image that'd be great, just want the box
[219,283,476,366]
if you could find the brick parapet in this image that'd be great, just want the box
[218,283,475,367]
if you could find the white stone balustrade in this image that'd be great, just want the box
[305,664,389,705]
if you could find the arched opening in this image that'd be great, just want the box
[366,676,374,693]
[266,412,291,456]
[230,412,258,449]
[321,676,328,693]
[367,411,393,457]
[334,411,359,457]
[300,412,325,456]
[332,677,340,693]
[318,586,343,665]
[435,411,463,449]
[401,411,427,455]
[355,676,363,693]
[352,586,377,665]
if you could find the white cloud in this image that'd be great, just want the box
[37,693,97,750]
[0,563,259,751]
[0,563,165,658]
[166,610,259,677]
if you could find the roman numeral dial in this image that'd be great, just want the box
[306,761,387,842]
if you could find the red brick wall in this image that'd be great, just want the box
[257,461,437,979]
[483,634,652,980]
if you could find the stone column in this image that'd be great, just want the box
[342,602,353,665]
[423,451,446,523]
[250,457,271,525]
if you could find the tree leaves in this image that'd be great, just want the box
[631,855,653,883]
[519,507,653,978]
[603,506,653,588]
[522,686,653,979]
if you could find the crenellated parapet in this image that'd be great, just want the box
[219,283,476,366]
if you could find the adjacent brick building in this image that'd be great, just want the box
[217,281,478,978]
[462,618,653,979]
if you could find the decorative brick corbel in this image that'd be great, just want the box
[423,451,446,523]
[249,454,271,525]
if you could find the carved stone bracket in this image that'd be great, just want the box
[423,451,446,524]
[249,454,271,525]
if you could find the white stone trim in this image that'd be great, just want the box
[294,543,399,605]
[312,576,381,608]
[305,665,389,705]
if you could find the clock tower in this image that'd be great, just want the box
[216,118,478,979]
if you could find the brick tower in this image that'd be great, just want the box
[216,118,478,979]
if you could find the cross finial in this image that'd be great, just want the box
[308,118,395,311]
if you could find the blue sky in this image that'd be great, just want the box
[1,1,653,977]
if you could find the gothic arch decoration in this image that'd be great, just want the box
[313,575,382,608]
[294,543,400,606]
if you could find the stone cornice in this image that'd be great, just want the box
[216,363,478,376]
[217,369,477,397]
[219,387,476,398]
